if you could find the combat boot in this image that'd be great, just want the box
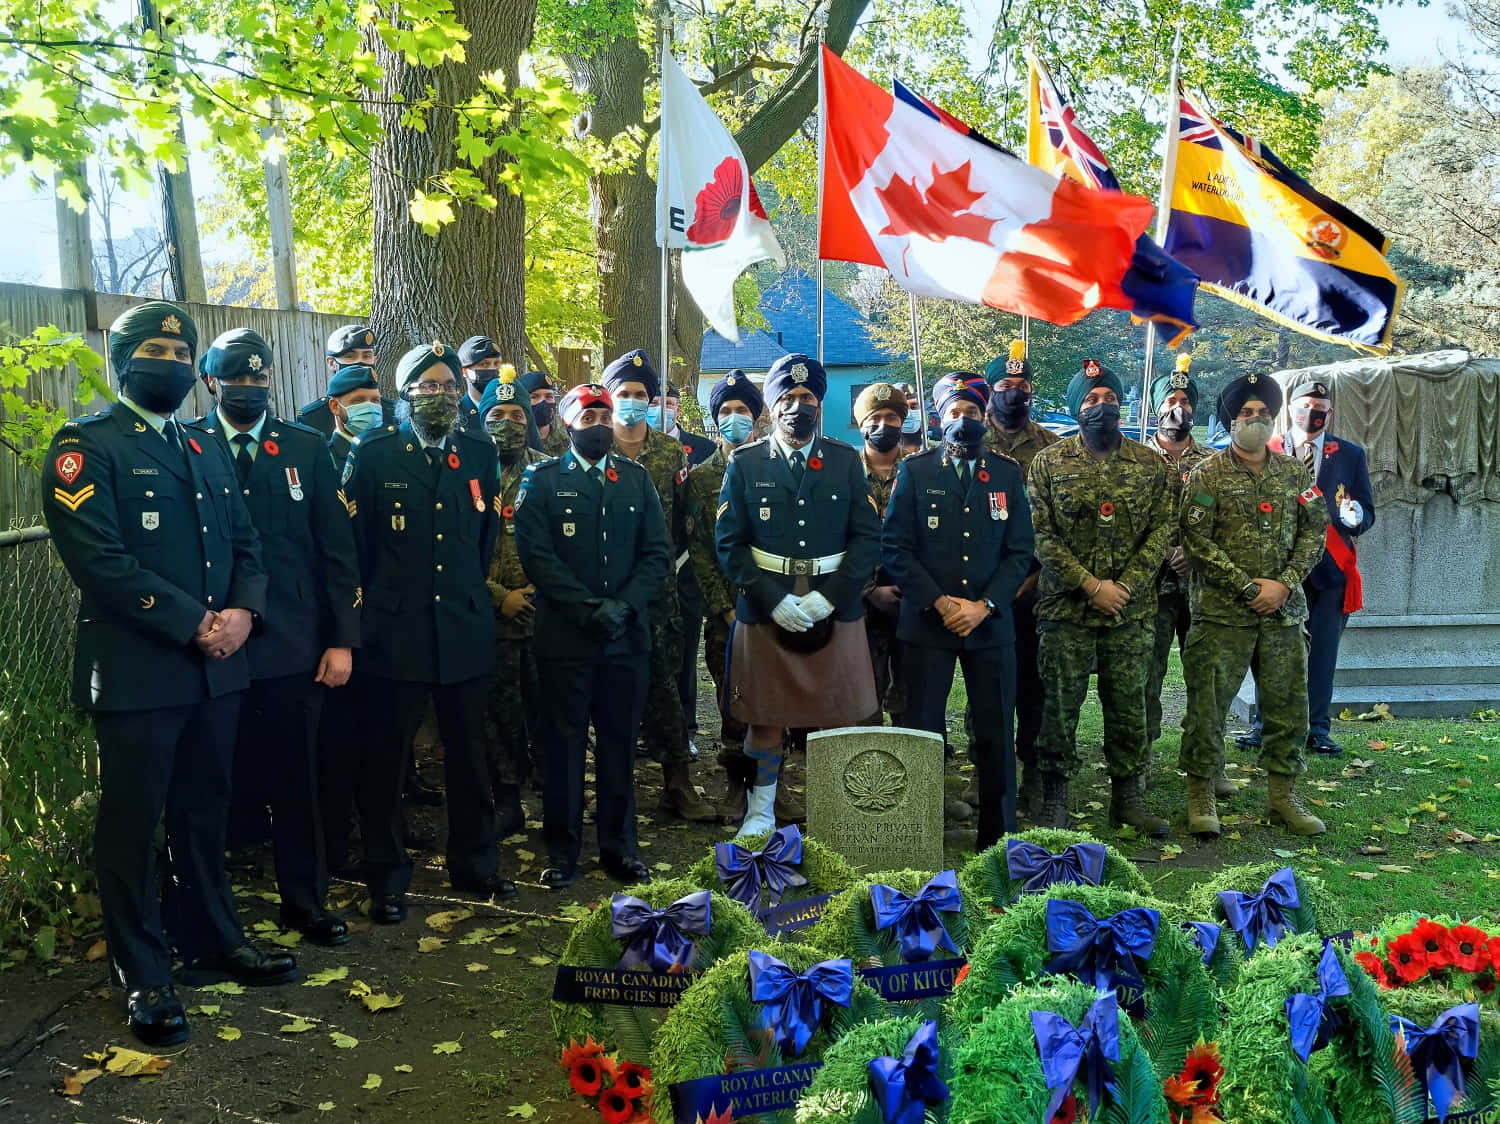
[735,783,776,841]
[717,756,753,825]
[1185,774,1221,836]
[1109,775,1170,838]
[1038,774,1071,829]
[773,775,806,824]
[1018,768,1042,818]
[660,762,717,823]
[1213,771,1240,800]
[1267,774,1325,836]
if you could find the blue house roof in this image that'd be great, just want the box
[700,270,902,372]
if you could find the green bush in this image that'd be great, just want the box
[795,1014,951,1124]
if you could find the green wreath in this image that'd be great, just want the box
[1184,863,1349,955]
[795,1014,954,1124]
[1218,930,1422,1124]
[686,829,860,939]
[959,829,1152,919]
[1355,913,1500,1005]
[1384,987,1500,1119]
[947,978,1170,1124]
[650,942,888,1124]
[551,876,768,1059]
[946,883,1219,1081]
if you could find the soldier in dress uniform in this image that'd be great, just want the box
[325,363,385,471]
[602,350,716,823]
[187,328,360,947]
[479,369,549,837]
[1028,359,1173,836]
[341,342,512,920]
[297,325,396,437]
[457,335,506,434]
[883,372,1035,845]
[521,369,570,457]
[1178,374,1330,837]
[853,381,910,728]
[41,302,294,1047]
[716,353,882,840]
[1240,377,1375,758]
[514,383,671,889]
[973,338,1060,816]
[653,381,717,466]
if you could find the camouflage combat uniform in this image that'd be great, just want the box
[1178,448,1329,779]
[862,449,906,725]
[986,418,1059,467]
[682,444,747,761]
[614,427,691,765]
[484,447,550,787]
[540,426,570,458]
[1028,436,1172,780]
[1145,434,1215,743]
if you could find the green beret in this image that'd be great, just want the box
[328,364,379,398]
[109,301,198,373]
[395,341,462,391]
[1066,359,1125,418]
[199,327,272,381]
[1149,355,1198,413]
[327,324,376,358]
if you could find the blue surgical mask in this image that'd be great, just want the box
[343,401,383,436]
[615,399,649,426]
[646,405,677,430]
[901,413,922,435]
[717,414,753,445]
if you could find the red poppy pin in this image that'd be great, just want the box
[1099,501,1115,517]
[260,439,278,457]
[808,456,823,471]
[1325,439,1340,454]
[187,437,203,455]
[605,466,619,482]
[502,504,514,519]
[976,468,990,483]
[1259,501,1274,513]
[447,451,461,470]
[682,444,692,456]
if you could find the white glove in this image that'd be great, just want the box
[798,590,835,622]
[1339,497,1364,529]
[772,594,815,633]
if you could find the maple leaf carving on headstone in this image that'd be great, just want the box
[876,160,996,250]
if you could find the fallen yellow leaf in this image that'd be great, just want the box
[84,940,107,963]
[1350,871,1381,881]
[280,1017,316,1033]
[103,1047,171,1077]
[60,1067,104,1095]
[330,1032,359,1048]
[465,962,490,973]
[393,1064,414,1073]
[432,1040,463,1055]
[217,1026,242,1042]
[363,1073,383,1090]
[360,991,404,1013]
[425,908,475,933]
[417,936,447,954]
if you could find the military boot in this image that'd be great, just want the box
[1185,774,1221,836]
[1018,768,1042,819]
[1109,775,1170,838]
[717,756,754,825]
[1038,774,1071,829]
[1213,771,1240,800]
[660,762,717,822]
[1267,774,1326,836]
[773,775,806,824]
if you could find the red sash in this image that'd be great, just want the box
[1323,525,1363,614]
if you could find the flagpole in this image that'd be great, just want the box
[1140,23,1183,441]
[658,26,672,433]
[1020,45,1034,362]
[815,32,827,436]
[908,292,929,451]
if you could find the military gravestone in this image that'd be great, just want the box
[805,726,945,872]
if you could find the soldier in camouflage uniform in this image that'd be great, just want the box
[602,350,716,822]
[521,370,570,457]
[1029,359,1173,836]
[683,371,764,821]
[854,381,910,727]
[479,372,548,838]
[1179,373,1330,837]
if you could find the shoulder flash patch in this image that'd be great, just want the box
[675,466,690,487]
[1298,485,1323,505]
[1192,491,1215,508]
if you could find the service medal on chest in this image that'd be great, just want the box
[285,466,304,502]
[990,492,1008,521]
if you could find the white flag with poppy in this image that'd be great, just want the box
[656,49,784,342]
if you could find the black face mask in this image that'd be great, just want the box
[863,423,901,453]
[992,387,1032,427]
[1293,407,1329,434]
[469,373,496,393]
[570,422,614,461]
[776,402,818,441]
[218,383,270,426]
[1156,404,1193,442]
[124,358,197,413]
[409,394,458,439]
[531,400,555,429]
[1079,402,1123,451]
[941,415,986,460]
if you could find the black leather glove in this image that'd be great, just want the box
[590,597,633,638]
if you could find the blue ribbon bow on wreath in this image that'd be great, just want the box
[869,871,962,962]
[1391,1002,1480,1123]
[1044,898,1159,998]
[1182,920,1222,965]
[1218,866,1300,953]
[1031,993,1120,1122]
[610,890,711,974]
[715,825,810,911]
[1005,839,1106,897]
[1286,941,1351,1063]
[867,1019,949,1124]
[747,950,853,1058]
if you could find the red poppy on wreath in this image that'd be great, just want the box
[977,468,990,483]
[614,1061,652,1099]
[1099,501,1115,517]
[1411,917,1453,966]
[568,1052,615,1097]
[1163,1072,1201,1107]
[808,456,823,471]
[502,504,515,520]
[1353,951,1390,987]
[1259,501,1273,514]
[1178,1039,1224,1106]
[1448,923,1490,972]
[1050,1092,1079,1124]
[685,156,769,245]
[606,466,619,482]
[261,439,279,457]
[598,1087,638,1124]
[1387,932,1431,984]
[1474,969,1497,995]
[447,451,461,470]
[1486,935,1500,972]
[953,962,971,987]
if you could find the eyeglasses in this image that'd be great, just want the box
[410,381,459,397]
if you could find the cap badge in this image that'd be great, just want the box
[874,384,891,401]
[363,331,374,345]
[247,353,264,372]
[726,374,737,385]
[496,383,515,402]
[1084,359,1102,378]
[790,362,810,384]
[632,353,643,367]
[1248,373,1258,384]
[1168,371,1189,389]
[1006,358,1025,375]
[162,314,182,335]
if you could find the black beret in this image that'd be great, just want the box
[1287,377,1332,402]
[326,324,376,358]
[709,370,764,420]
[199,327,272,381]
[764,353,827,405]
[600,349,659,400]
[328,364,379,398]
[519,370,554,396]
[395,341,462,390]
[1216,371,1284,429]
[109,301,198,372]
[458,335,500,366]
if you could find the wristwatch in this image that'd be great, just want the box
[983,598,997,616]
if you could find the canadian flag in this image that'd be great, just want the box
[656,50,785,342]
[818,46,1155,326]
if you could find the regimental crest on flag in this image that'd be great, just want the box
[56,452,83,484]
[1304,214,1347,261]
[989,491,1008,521]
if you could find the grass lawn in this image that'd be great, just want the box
[939,646,1500,929]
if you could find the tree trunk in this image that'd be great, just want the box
[367,0,537,387]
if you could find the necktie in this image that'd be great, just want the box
[232,433,254,486]
[162,421,181,454]
[789,450,805,480]
[1301,441,1317,474]
[957,462,971,488]
[589,465,604,486]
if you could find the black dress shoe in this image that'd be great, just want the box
[403,776,444,806]
[540,866,575,890]
[1307,733,1343,756]
[126,986,190,1047]
[371,897,407,925]
[282,910,350,947]
[495,784,525,839]
[451,874,519,900]
[182,943,298,987]
[1234,731,1262,751]
[602,856,652,885]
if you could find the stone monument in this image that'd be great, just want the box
[804,726,945,872]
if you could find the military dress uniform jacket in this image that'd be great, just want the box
[1027,435,1173,627]
[1268,433,1375,592]
[297,396,396,439]
[186,414,361,679]
[42,402,268,711]
[679,428,716,466]
[1180,449,1330,627]
[715,435,882,624]
[513,450,671,660]
[882,448,1035,650]
[328,430,352,473]
[342,422,499,684]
